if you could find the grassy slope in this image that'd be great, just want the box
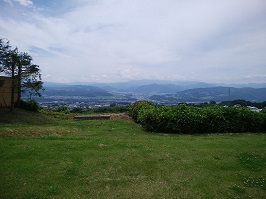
[0,108,53,124]
[0,109,265,198]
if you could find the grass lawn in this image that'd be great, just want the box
[0,109,265,198]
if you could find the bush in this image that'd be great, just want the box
[135,103,204,133]
[70,108,84,113]
[261,107,266,114]
[223,107,263,133]
[200,106,226,133]
[19,99,40,112]
[131,101,266,134]
[56,106,70,114]
[130,100,155,121]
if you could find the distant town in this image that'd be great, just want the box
[37,93,136,111]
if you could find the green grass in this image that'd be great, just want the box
[0,109,265,198]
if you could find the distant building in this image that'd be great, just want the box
[0,76,18,107]
[247,106,262,112]
[233,104,241,107]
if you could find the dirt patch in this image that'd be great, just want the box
[73,113,132,121]
[109,113,132,120]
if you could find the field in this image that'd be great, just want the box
[0,109,265,198]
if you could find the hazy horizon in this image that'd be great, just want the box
[1,0,266,84]
[42,79,266,88]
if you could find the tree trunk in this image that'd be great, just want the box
[10,63,15,112]
[16,62,22,107]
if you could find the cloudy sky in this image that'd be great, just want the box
[0,0,266,83]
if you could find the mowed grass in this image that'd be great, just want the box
[0,110,265,198]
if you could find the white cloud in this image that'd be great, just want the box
[15,0,32,6]
[3,0,33,6]
[0,0,266,83]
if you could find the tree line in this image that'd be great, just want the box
[0,38,43,111]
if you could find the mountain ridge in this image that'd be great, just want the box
[150,87,266,102]
[44,80,266,91]
[41,81,266,102]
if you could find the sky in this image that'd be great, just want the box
[0,0,266,83]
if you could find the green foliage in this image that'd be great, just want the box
[23,79,44,99]
[130,100,154,121]
[261,107,266,114]
[19,99,40,112]
[209,100,216,105]
[56,106,70,114]
[0,38,43,107]
[70,107,84,113]
[261,109,266,130]
[89,105,130,114]
[131,101,266,134]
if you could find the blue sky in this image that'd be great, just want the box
[0,0,266,83]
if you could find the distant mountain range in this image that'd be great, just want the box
[44,80,266,91]
[173,87,266,102]
[128,83,183,93]
[42,80,266,102]
[90,80,266,92]
[42,85,113,97]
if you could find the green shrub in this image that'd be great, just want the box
[200,106,226,133]
[19,99,40,112]
[222,107,264,133]
[136,104,204,133]
[131,101,266,134]
[261,107,266,114]
[130,100,155,121]
[259,109,266,131]
[56,106,70,114]
[70,107,84,113]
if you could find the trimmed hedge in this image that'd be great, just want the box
[131,101,266,134]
